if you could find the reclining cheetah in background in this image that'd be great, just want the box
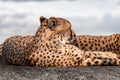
[0,36,34,59]
[1,35,34,64]
[2,16,120,67]
[73,34,120,54]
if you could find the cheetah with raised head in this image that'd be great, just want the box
[2,16,120,66]
[73,34,120,54]
[2,16,76,66]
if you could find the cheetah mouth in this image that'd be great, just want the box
[69,37,76,43]
[66,38,75,44]
[61,38,73,44]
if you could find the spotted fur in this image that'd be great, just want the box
[73,34,120,54]
[2,16,120,66]
[2,35,34,65]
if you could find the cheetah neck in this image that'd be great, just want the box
[31,26,65,51]
[35,26,52,40]
[32,26,64,49]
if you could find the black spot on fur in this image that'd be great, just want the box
[75,43,78,47]
[87,62,91,66]
[94,61,99,64]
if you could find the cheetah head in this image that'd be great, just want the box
[40,16,76,44]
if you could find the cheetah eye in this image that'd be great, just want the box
[50,20,56,27]
[48,18,57,29]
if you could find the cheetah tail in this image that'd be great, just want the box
[0,44,2,58]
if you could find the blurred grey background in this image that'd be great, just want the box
[0,0,120,43]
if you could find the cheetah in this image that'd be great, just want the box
[2,16,120,67]
[73,34,120,54]
[2,16,76,66]
[2,35,34,65]
[0,35,34,58]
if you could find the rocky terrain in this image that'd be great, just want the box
[0,58,120,80]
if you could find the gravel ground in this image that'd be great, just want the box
[0,58,120,80]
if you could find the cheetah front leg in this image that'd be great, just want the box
[62,45,120,66]
[81,51,120,66]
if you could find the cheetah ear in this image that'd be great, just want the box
[48,17,57,28]
[40,16,47,23]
